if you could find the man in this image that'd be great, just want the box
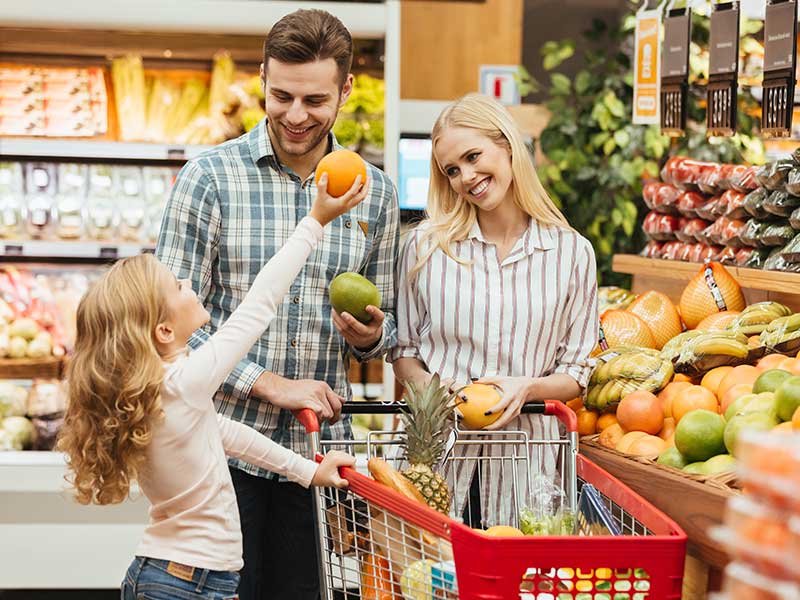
[156,9,399,599]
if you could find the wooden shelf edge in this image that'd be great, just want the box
[613,255,800,295]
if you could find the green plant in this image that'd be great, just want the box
[532,4,765,286]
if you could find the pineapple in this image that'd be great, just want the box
[401,375,457,514]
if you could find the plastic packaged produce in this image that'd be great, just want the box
[640,240,663,258]
[677,242,695,261]
[744,188,770,219]
[696,195,721,221]
[786,167,800,196]
[790,206,800,230]
[779,233,800,263]
[718,246,738,265]
[674,330,750,376]
[760,222,795,247]
[740,247,771,269]
[86,165,116,240]
[717,163,737,190]
[739,219,771,247]
[116,167,145,242]
[757,160,794,191]
[24,162,56,238]
[764,190,800,217]
[677,191,708,218]
[676,218,710,243]
[763,247,791,271]
[698,163,724,195]
[661,240,683,260]
[54,163,87,239]
[718,218,748,247]
[643,183,681,214]
[643,211,680,241]
[729,165,760,193]
[734,247,754,267]
[722,190,748,220]
[597,286,636,313]
[585,347,673,411]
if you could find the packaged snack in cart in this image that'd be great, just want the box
[640,240,664,258]
[677,191,708,218]
[744,188,770,219]
[764,190,800,218]
[400,559,457,600]
[519,474,576,536]
[723,190,748,220]
[729,165,760,193]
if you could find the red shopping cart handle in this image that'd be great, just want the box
[293,400,578,433]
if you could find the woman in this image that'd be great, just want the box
[389,93,598,527]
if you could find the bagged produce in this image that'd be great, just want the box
[729,165,760,193]
[740,247,771,269]
[643,182,681,214]
[597,286,636,313]
[717,164,737,191]
[763,190,800,217]
[661,240,683,260]
[643,211,680,241]
[734,247,754,267]
[698,164,724,195]
[677,243,694,262]
[585,347,673,412]
[661,330,707,362]
[676,218,710,243]
[722,190,748,220]
[759,313,800,354]
[679,261,746,328]
[760,221,795,247]
[697,195,721,221]
[763,246,790,271]
[674,330,751,377]
[627,290,683,349]
[779,233,800,263]
[739,219,771,247]
[729,301,791,335]
[600,310,656,349]
[677,191,708,218]
[743,188,769,219]
[787,167,800,196]
[640,240,663,258]
[717,246,738,265]
[757,160,793,191]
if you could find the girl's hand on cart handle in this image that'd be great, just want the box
[475,375,535,431]
[312,450,355,489]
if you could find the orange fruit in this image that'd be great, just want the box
[315,149,367,197]
[658,381,693,418]
[627,434,668,457]
[793,406,800,430]
[718,365,760,400]
[616,431,650,454]
[679,262,745,329]
[757,353,787,372]
[598,423,626,449]
[778,357,800,375]
[720,383,754,414]
[626,291,683,349]
[673,373,694,383]
[566,397,584,412]
[600,310,656,349]
[616,390,664,434]
[748,335,761,348]
[701,366,734,398]
[672,385,719,423]
[773,422,795,434]
[596,413,619,433]
[695,311,741,331]
[658,417,676,441]
[577,409,599,437]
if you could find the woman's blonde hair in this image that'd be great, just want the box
[410,93,569,278]
[58,253,167,505]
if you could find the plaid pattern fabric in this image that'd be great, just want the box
[156,119,399,478]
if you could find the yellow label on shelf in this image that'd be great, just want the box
[633,10,662,125]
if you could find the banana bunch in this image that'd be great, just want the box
[598,286,636,314]
[674,330,751,376]
[729,302,792,336]
[585,347,673,412]
[759,313,800,353]
[660,330,706,363]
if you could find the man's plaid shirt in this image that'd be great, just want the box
[156,119,399,478]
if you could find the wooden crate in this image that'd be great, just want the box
[0,356,63,380]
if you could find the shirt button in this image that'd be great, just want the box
[345,220,352,228]
[293,296,300,304]
[291,339,298,347]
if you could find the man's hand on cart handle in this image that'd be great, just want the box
[311,450,355,489]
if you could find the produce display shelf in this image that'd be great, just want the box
[1,239,155,260]
[580,442,735,569]
[613,255,800,297]
[0,138,213,162]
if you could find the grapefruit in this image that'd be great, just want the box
[778,358,800,376]
[683,462,707,475]
[753,369,793,395]
[672,385,718,423]
[626,291,682,349]
[598,423,625,449]
[695,311,741,331]
[627,434,667,457]
[616,390,663,434]
[679,262,745,329]
[456,384,503,429]
[616,431,650,454]
[703,454,736,474]
[600,310,656,349]
[315,149,367,197]
[329,272,381,324]
[675,409,726,462]
[724,393,759,421]
[724,412,778,456]
[658,417,676,441]
[757,353,787,371]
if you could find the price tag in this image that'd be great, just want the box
[99,246,119,259]
[166,147,187,160]
[3,244,23,256]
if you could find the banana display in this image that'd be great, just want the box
[674,330,752,376]
[728,302,792,336]
[585,347,673,412]
[660,330,706,363]
[759,313,800,354]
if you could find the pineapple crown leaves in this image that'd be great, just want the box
[400,374,460,466]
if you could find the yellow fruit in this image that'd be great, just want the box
[616,431,650,453]
[599,423,626,449]
[600,310,656,349]
[456,384,502,429]
[695,311,741,331]
[315,149,367,197]
[679,262,745,329]
[628,434,667,457]
[626,291,682,349]
[482,525,524,537]
[329,272,381,324]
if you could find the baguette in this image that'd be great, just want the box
[367,458,427,506]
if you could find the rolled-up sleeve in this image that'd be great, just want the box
[553,236,598,389]
[387,230,426,363]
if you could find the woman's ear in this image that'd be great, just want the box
[154,322,174,346]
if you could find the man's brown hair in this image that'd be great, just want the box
[264,9,353,88]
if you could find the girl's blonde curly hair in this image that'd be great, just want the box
[58,253,167,505]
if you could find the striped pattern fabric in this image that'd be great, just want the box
[388,218,598,525]
[156,119,399,479]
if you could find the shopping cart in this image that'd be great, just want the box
[294,400,687,600]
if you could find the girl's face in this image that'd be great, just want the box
[157,264,210,349]
[434,126,513,213]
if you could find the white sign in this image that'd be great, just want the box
[479,65,520,105]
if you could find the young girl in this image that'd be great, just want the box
[389,93,598,527]
[58,172,365,600]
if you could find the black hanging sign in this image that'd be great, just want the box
[661,5,692,136]
[762,0,798,137]
[707,2,740,137]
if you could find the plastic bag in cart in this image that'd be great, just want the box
[576,484,621,536]
[519,473,576,536]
